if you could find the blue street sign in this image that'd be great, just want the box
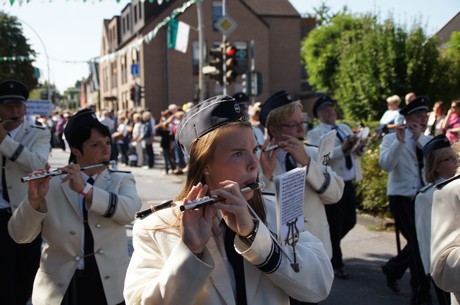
[131,63,139,76]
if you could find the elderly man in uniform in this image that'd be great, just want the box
[306,95,366,280]
[8,109,142,305]
[379,96,432,304]
[0,80,50,305]
[258,91,344,305]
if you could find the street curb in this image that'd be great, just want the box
[357,213,394,231]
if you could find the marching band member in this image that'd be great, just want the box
[124,95,333,305]
[0,79,50,305]
[8,109,142,305]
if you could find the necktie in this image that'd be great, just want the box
[415,146,425,187]
[334,126,353,169]
[2,134,10,203]
[83,177,96,271]
[285,153,296,171]
[2,155,9,203]
[223,222,247,305]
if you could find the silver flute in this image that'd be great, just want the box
[21,160,116,183]
[262,144,279,152]
[180,181,265,212]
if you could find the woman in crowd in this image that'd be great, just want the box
[425,101,445,136]
[415,134,456,305]
[124,95,333,305]
[440,100,460,144]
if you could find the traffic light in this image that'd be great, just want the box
[205,45,224,84]
[242,72,251,96]
[224,43,238,84]
[130,86,135,101]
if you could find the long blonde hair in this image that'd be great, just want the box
[176,121,266,222]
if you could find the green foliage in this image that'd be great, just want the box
[0,12,38,89]
[355,130,391,217]
[302,8,460,122]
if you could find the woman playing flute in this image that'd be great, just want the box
[8,109,142,305]
[124,95,333,305]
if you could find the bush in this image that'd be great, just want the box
[355,136,391,217]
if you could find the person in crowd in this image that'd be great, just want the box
[376,95,401,137]
[155,109,176,175]
[307,95,365,280]
[440,100,460,144]
[379,96,432,304]
[131,113,144,167]
[395,92,417,125]
[425,101,445,136]
[415,134,455,305]
[233,92,265,147]
[8,109,142,305]
[259,91,344,305]
[0,80,50,305]
[113,115,129,166]
[55,111,69,151]
[141,111,154,169]
[124,95,333,305]
[172,110,186,175]
[431,159,460,305]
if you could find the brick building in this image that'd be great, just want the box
[96,0,303,119]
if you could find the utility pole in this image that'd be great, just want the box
[222,0,228,95]
[197,0,205,101]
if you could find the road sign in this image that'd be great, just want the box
[215,15,237,37]
[131,63,139,76]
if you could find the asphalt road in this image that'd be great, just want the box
[48,147,428,305]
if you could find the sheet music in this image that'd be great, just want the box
[274,167,306,242]
[317,129,337,165]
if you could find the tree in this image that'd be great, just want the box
[302,9,455,122]
[0,12,38,90]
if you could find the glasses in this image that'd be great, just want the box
[280,121,308,129]
[439,156,457,163]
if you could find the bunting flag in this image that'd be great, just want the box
[1,0,172,6]
[0,56,34,62]
[168,19,190,53]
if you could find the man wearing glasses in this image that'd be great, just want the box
[259,91,344,305]
[306,95,366,280]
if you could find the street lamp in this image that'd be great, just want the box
[16,18,51,100]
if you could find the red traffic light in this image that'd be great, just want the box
[225,45,237,57]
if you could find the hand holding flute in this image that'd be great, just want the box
[181,181,262,255]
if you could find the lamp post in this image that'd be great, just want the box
[17,18,51,100]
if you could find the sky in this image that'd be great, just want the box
[1,0,459,93]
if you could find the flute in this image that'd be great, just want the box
[21,160,116,183]
[180,181,265,212]
[262,140,315,153]
[0,117,23,124]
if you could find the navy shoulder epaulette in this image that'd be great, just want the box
[108,169,132,174]
[30,124,47,130]
[419,183,434,194]
[435,174,460,190]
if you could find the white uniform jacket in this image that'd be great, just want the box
[379,130,432,197]
[307,123,363,181]
[259,146,344,258]
[124,195,334,305]
[414,180,443,275]
[8,169,142,305]
[430,176,460,305]
[0,123,50,210]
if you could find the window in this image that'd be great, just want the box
[134,5,138,23]
[212,2,222,31]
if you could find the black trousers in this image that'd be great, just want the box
[325,180,357,269]
[0,211,41,305]
[385,196,431,304]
